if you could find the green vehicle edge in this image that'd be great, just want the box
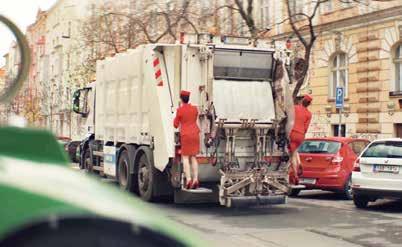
[0,127,204,247]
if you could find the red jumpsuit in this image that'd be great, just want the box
[289,104,312,152]
[174,103,200,156]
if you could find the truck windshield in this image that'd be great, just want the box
[213,49,273,81]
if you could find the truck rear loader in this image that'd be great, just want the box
[72,35,296,207]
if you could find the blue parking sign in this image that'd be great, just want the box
[335,87,344,109]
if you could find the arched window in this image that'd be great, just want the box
[394,43,402,93]
[329,53,348,98]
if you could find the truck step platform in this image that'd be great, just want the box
[181,187,213,193]
[174,185,219,204]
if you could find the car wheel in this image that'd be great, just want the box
[342,176,353,200]
[353,195,369,209]
[288,188,301,197]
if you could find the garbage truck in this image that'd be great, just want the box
[72,34,296,207]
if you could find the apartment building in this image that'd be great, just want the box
[267,0,402,139]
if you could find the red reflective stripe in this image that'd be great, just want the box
[155,69,161,79]
[157,80,163,87]
[153,58,160,67]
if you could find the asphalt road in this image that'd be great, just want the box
[71,165,402,247]
[157,191,402,247]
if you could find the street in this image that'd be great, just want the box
[2,1,402,247]
[157,191,402,247]
[72,164,402,247]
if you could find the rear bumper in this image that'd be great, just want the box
[299,171,348,190]
[226,195,287,208]
[352,172,402,198]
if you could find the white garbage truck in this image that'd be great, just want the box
[72,35,296,207]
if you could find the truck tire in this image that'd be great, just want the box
[83,149,93,173]
[117,150,134,192]
[137,153,157,202]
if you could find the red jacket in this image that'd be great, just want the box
[173,103,200,136]
[292,104,312,135]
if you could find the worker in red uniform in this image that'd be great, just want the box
[289,94,313,179]
[174,90,201,189]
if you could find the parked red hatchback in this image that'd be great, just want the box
[290,137,370,199]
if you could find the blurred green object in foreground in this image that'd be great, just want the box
[0,127,203,247]
[0,127,69,165]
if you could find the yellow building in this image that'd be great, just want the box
[269,0,402,140]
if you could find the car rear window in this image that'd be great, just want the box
[362,141,402,158]
[298,141,341,154]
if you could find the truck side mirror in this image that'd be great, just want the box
[72,89,89,117]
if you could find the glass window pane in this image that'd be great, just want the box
[332,71,337,96]
[339,53,346,66]
[362,141,402,158]
[332,55,338,67]
[340,70,346,88]
[299,141,341,154]
[397,45,402,59]
[398,62,402,91]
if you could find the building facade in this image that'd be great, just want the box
[267,0,402,140]
[25,10,48,126]
[39,0,93,138]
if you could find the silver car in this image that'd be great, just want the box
[352,138,402,208]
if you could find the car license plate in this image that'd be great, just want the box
[373,165,400,174]
[299,178,316,184]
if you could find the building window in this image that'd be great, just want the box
[288,0,304,21]
[320,0,333,13]
[341,0,353,8]
[260,0,270,27]
[394,44,402,93]
[395,124,402,138]
[329,53,348,99]
[332,124,346,137]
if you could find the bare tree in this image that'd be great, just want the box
[284,0,395,100]
[74,0,201,87]
[213,0,394,99]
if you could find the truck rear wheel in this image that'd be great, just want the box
[137,154,156,202]
[117,150,134,191]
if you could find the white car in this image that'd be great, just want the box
[352,138,402,208]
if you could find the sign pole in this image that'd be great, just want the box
[335,87,344,137]
[338,108,342,137]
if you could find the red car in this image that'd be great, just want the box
[289,137,370,199]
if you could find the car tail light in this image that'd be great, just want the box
[353,158,361,172]
[332,156,343,164]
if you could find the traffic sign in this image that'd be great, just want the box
[335,87,344,109]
